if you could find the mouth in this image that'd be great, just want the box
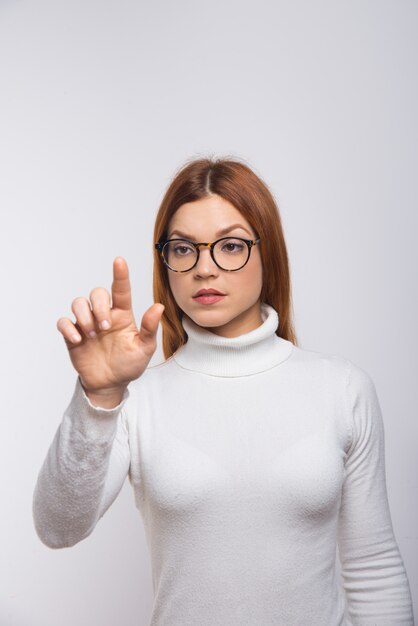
[192,290,226,305]
[193,289,226,297]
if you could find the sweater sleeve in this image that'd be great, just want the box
[338,360,415,625]
[32,375,132,549]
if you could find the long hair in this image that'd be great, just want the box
[152,154,299,360]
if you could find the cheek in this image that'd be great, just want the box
[233,262,263,295]
[167,272,176,294]
[247,257,263,286]
[168,273,187,300]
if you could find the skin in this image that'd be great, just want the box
[55,194,263,409]
[57,260,165,407]
[166,194,263,338]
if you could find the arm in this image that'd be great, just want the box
[32,375,132,549]
[338,360,415,625]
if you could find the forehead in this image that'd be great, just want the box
[168,196,251,235]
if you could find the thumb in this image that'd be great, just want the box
[139,303,165,342]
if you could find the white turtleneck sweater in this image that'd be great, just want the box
[33,303,414,625]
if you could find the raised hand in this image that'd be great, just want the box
[56,257,164,399]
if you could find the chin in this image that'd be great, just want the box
[184,307,232,328]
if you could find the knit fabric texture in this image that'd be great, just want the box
[33,302,415,625]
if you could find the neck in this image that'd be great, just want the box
[173,302,294,377]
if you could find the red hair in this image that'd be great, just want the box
[152,155,299,359]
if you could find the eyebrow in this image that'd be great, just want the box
[168,223,253,240]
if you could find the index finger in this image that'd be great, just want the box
[111,256,133,311]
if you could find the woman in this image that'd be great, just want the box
[33,156,414,625]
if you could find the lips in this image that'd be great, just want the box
[192,288,226,305]
[193,289,225,297]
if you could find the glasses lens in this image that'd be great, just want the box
[162,238,250,271]
[163,240,198,271]
[213,238,249,270]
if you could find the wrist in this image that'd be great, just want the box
[79,378,127,409]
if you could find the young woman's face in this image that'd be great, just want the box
[166,194,263,337]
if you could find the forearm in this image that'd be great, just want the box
[32,376,130,549]
[339,526,414,624]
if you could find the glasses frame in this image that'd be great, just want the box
[154,236,261,273]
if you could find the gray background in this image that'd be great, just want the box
[1,1,417,624]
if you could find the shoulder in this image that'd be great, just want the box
[290,347,383,451]
[288,345,380,413]
[291,343,374,384]
[288,342,350,383]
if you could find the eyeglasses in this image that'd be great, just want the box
[154,236,261,272]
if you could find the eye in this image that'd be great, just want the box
[173,243,194,256]
[220,239,245,253]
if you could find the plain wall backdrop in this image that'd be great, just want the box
[0,0,417,624]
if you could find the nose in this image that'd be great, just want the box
[193,245,219,276]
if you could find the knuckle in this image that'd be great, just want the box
[96,312,109,324]
[58,321,71,338]
[71,296,86,310]
[72,312,88,327]
[56,317,64,329]
[57,318,70,332]
[91,301,108,317]
[89,286,105,299]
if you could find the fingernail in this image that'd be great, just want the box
[100,320,110,330]
[88,330,97,338]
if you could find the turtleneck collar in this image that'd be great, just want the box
[172,302,294,377]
